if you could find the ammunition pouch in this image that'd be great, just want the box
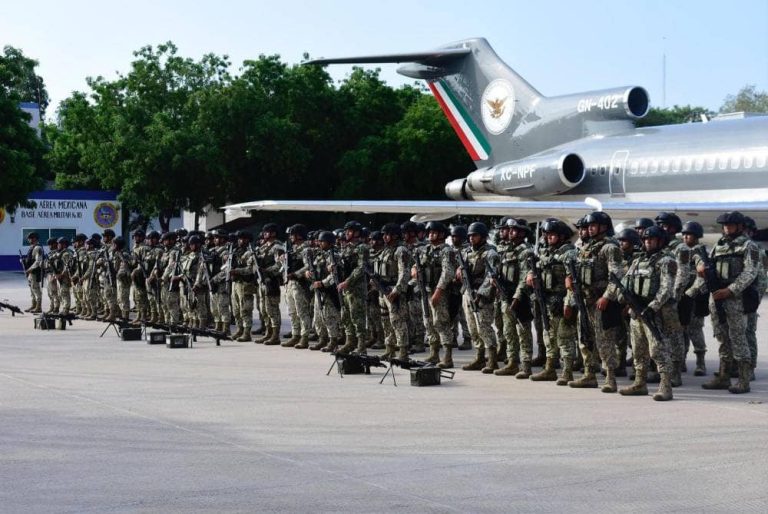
[600,300,623,330]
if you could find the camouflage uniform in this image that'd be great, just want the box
[255,240,285,338]
[538,242,578,361]
[188,248,211,327]
[664,238,693,378]
[209,243,232,330]
[372,241,411,356]
[71,243,87,314]
[114,249,133,319]
[23,242,44,311]
[54,247,75,315]
[709,235,761,366]
[415,240,460,363]
[746,244,767,370]
[337,240,369,344]
[315,247,343,343]
[97,248,120,319]
[284,241,313,343]
[162,249,183,324]
[45,247,61,313]
[130,242,151,322]
[230,245,256,339]
[82,248,101,318]
[406,240,426,350]
[498,240,534,367]
[143,244,165,323]
[462,243,499,351]
[573,237,624,373]
[682,243,709,361]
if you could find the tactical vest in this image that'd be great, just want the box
[467,244,492,289]
[373,244,403,285]
[578,238,617,289]
[711,236,750,285]
[540,244,573,294]
[626,252,664,302]
[420,245,444,290]
[500,242,528,291]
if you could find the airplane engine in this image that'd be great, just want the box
[445,152,586,200]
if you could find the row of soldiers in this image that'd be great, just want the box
[20,211,766,401]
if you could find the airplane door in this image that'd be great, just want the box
[609,150,629,197]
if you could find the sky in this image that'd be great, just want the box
[2,0,767,117]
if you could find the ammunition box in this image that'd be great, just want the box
[146,331,168,345]
[166,334,189,348]
[34,317,55,330]
[120,327,143,341]
[410,367,441,386]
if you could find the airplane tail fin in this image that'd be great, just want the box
[307,38,542,166]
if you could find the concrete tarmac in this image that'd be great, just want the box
[0,271,766,513]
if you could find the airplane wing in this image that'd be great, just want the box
[223,199,768,227]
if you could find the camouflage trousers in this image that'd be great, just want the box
[663,304,685,364]
[544,297,577,360]
[146,282,160,320]
[232,282,255,330]
[494,301,504,346]
[46,275,59,311]
[367,295,384,342]
[709,295,752,362]
[58,283,72,315]
[342,288,367,341]
[500,298,533,362]
[286,281,312,337]
[27,274,42,307]
[711,296,751,363]
[629,306,673,374]
[210,290,231,325]
[683,315,707,355]
[464,295,497,350]
[426,294,453,348]
[190,291,210,325]
[407,293,425,346]
[747,312,758,367]
[132,284,149,317]
[582,301,619,371]
[261,289,281,330]
[317,294,342,339]
[454,307,470,343]
[163,286,182,324]
[73,281,84,313]
[102,280,119,314]
[84,282,100,316]
[311,295,327,338]
[379,293,410,349]
[116,279,131,316]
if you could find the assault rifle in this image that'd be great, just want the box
[526,253,550,334]
[327,351,387,377]
[700,252,726,325]
[225,242,234,296]
[381,357,455,386]
[306,247,325,308]
[0,300,23,316]
[412,251,433,325]
[485,258,513,301]
[456,249,480,317]
[328,248,347,315]
[103,248,114,288]
[144,320,230,346]
[283,238,291,285]
[566,258,595,351]
[363,262,394,297]
[41,311,77,326]
[608,272,665,342]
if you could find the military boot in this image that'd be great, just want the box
[515,361,533,379]
[31,301,43,314]
[670,361,683,388]
[438,346,454,369]
[619,366,648,396]
[497,340,507,364]
[380,344,397,361]
[494,356,520,376]
[295,335,310,349]
[354,336,368,355]
[236,327,252,342]
[458,338,472,351]
[213,322,222,333]
[310,335,329,351]
[282,331,292,339]
[531,341,547,367]
[25,301,35,313]
[728,361,752,394]
[370,338,385,350]
[556,358,574,386]
[231,325,244,340]
[336,334,357,354]
[568,369,598,388]
[601,368,618,393]
[530,357,558,381]
[255,326,272,344]
[481,347,499,374]
[615,347,628,377]
[281,334,301,347]
[652,372,673,401]
[424,344,440,365]
[397,346,409,360]
[321,337,340,353]
[693,352,707,376]
[263,327,281,345]
[462,348,486,371]
[702,360,731,390]
[221,323,231,337]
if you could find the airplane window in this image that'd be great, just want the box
[650,160,659,174]
[757,152,767,168]
[599,166,606,176]
[590,168,597,176]
[630,160,639,175]
[661,159,670,173]
[706,155,716,170]
[744,153,753,169]
[695,157,704,171]
[729,154,740,170]
[718,155,728,171]
[683,157,692,172]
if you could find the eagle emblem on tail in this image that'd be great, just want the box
[486,97,507,119]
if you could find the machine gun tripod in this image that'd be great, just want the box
[326,351,387,378]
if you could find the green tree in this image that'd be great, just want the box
[635,105,713,127]
[720,85,768,113]
[1,46,49,116]
[0,47,46,210]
